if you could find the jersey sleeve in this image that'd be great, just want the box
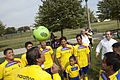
[0,64,4,79]
[49,46,53,55]
[53,73,61,80]
[56,48,61,59]
[73,46,77,57]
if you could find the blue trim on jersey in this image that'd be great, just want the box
[116,72,120,80]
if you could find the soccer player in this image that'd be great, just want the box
[96,31,117,59]
[112,42,120,56]
[99,52,120,80]
[66,55,80,80]
[56,36,73,80]
[40,41,54,74]
[0,48,24,80]
[14,46,61,80]
[21,41,33,66]
[74,34,90,80]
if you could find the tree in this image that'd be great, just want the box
[0,21,5,36]
[5,27,16,34]
[97,0,120,22]
[35,0,86,36]
[18,26,30,32]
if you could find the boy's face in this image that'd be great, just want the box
[76,36,82,44]
[5,50,14,60]
[101,57,110,72]
[61,39,67,47]
[69,58,75,66]
[40,41,46,49]
[113,47,120,55]
[37,53,45,65]
[26,44,33,50]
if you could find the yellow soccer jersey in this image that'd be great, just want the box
[21,53,28,66]
[40,46,54,69]
[99,71,120,80]
[0,58,24,80]
[74,44,90,68]
[56,44,73,68]
[66,64,80,78]
[14,65,61,80]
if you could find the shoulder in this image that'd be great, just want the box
[0,60,8,67]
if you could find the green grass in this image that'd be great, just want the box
[0,20,119,51]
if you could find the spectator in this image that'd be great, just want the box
[96,31,117,59]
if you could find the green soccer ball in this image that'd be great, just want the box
[33,26,50,41]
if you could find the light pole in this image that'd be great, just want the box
[85,0,91,29]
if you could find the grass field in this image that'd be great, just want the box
[0,20,119,52]
[0,20,120,79]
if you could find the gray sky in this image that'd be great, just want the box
[0,0,100,28]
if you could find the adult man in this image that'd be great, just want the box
[56,36,73,80]
[99,52,120,80]
[21,41,33,66]
[81,29,90,46]
[0,48,24,80]
[14,47,61,80]
[96,31,117,59]
[40,41,54,74]
[74,34,90,80]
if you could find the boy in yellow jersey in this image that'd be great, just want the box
[21,41,33,66]
[14,46,61,80]
[56,36,73,80]
[66,55,80,80]
[0,48,24,80]
[74,34,90,80]
[99,52,120,80]
[40,41,54,74]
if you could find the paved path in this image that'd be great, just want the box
[0,33,103,58]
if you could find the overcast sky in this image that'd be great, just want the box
[0,0,100,28]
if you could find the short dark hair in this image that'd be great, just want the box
[104,52,120,72]
[25,41,33,48]
[26,46,41,65]
[69,55,76,61]
[4,48,13,55]
[76,34,82,39]
[59,36,67,43]
[112,42,120,48]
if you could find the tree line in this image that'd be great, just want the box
[0,21,31,36]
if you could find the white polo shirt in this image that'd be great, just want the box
[96,38,117,59]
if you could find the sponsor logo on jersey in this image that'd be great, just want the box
[17,74,34,80]
[5,61,20,68]
[71,67,78,71]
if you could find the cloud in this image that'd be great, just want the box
[0,0,42,27]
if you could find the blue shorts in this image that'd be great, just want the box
[45,68,52,75]
[69,76,79,80]
[63,71,67,78]
[79,66,89,75]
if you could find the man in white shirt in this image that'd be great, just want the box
[81,29,90,46]
[96,31,117,59]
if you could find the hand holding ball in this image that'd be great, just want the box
[33,26,50,41]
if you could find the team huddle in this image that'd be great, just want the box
[0,29,120,80]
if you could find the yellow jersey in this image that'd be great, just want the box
[14,65,61,80]
[21,53,27,66]
[56,44,73,68]
[74,44,90,68]
[99,71,120,80]
[40,46,54,69]
[0,58,24,80]
[66,64,80,78]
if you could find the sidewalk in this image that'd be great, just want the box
[0,33,103,58]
